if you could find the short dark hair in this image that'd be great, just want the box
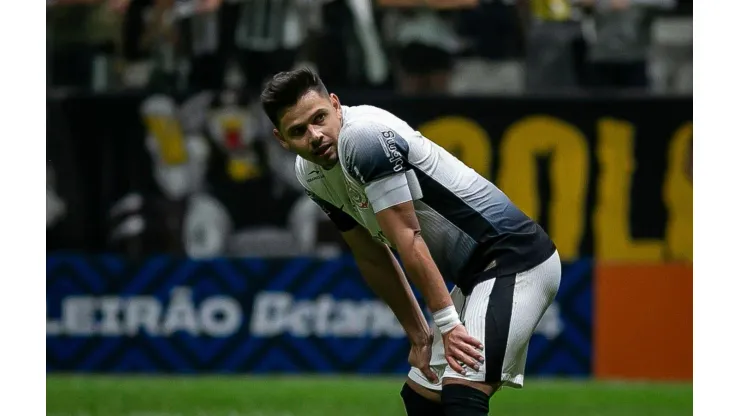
[260,68,329,129]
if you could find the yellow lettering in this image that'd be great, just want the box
[498,116,588,261]
[418,116,492,179]
[143,115,188,165]
[663,122,693,261]
[594,118,663,261]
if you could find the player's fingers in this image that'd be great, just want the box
[449,347,479,372]
[446,355,466,375]
[461,343,485,364]
[461,334,484,351]
[452,347,481,371]
[421,365,439,384]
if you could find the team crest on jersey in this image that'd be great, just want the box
[345,178,369,209]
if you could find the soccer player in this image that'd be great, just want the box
[260,68,561,416]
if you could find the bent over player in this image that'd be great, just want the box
[260,68,561,416]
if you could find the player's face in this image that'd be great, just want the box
[274,90,343,169]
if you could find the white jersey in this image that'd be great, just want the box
[296,105,554,294]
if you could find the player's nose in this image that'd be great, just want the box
[308,126,323,144]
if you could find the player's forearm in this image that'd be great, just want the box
[395,230,454,314]
[353,245,430,345]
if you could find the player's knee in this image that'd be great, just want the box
[441,383,490,416]
[400,382,444,416]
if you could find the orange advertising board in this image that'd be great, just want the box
[594,264,692,381]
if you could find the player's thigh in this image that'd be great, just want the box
[443,251,562,390]
[407,286,466,392]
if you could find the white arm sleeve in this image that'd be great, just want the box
[365,172,413,213]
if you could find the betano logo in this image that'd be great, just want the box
[47,289,563,340]
[250,292,406,338]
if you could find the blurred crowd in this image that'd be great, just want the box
[47,0,692,96]
[46,0,693,259]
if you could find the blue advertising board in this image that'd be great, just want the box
[47,255,592,375]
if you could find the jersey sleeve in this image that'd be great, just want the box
[341,120,414,213]
[305,189,358,232]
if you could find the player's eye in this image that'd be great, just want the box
[314,113,326,124]
[291,126,306,137]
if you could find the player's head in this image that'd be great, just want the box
[261,68,342,169]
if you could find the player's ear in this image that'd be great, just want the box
[273,128,289,150]
[330,93,341,111]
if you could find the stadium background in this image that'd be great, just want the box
[46,0,692,415]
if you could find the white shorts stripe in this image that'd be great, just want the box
[408,250,562,391]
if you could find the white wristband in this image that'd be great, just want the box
[432,305,461,335]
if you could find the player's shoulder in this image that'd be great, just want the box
[341,105,404,133]
[337,105,415,184]
[338,105,414,154]
[294,155,309,183]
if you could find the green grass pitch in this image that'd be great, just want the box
[46,375,692,416]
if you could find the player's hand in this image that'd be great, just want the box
[408,332,438,384]
[441,324,484,376]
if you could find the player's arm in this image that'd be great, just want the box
[304,190,431,348]
[374,202,452,313]
[340,122,453,314]
[342,226,431,347]
[341,121,484,373]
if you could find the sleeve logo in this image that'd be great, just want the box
[378,130,405,173]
